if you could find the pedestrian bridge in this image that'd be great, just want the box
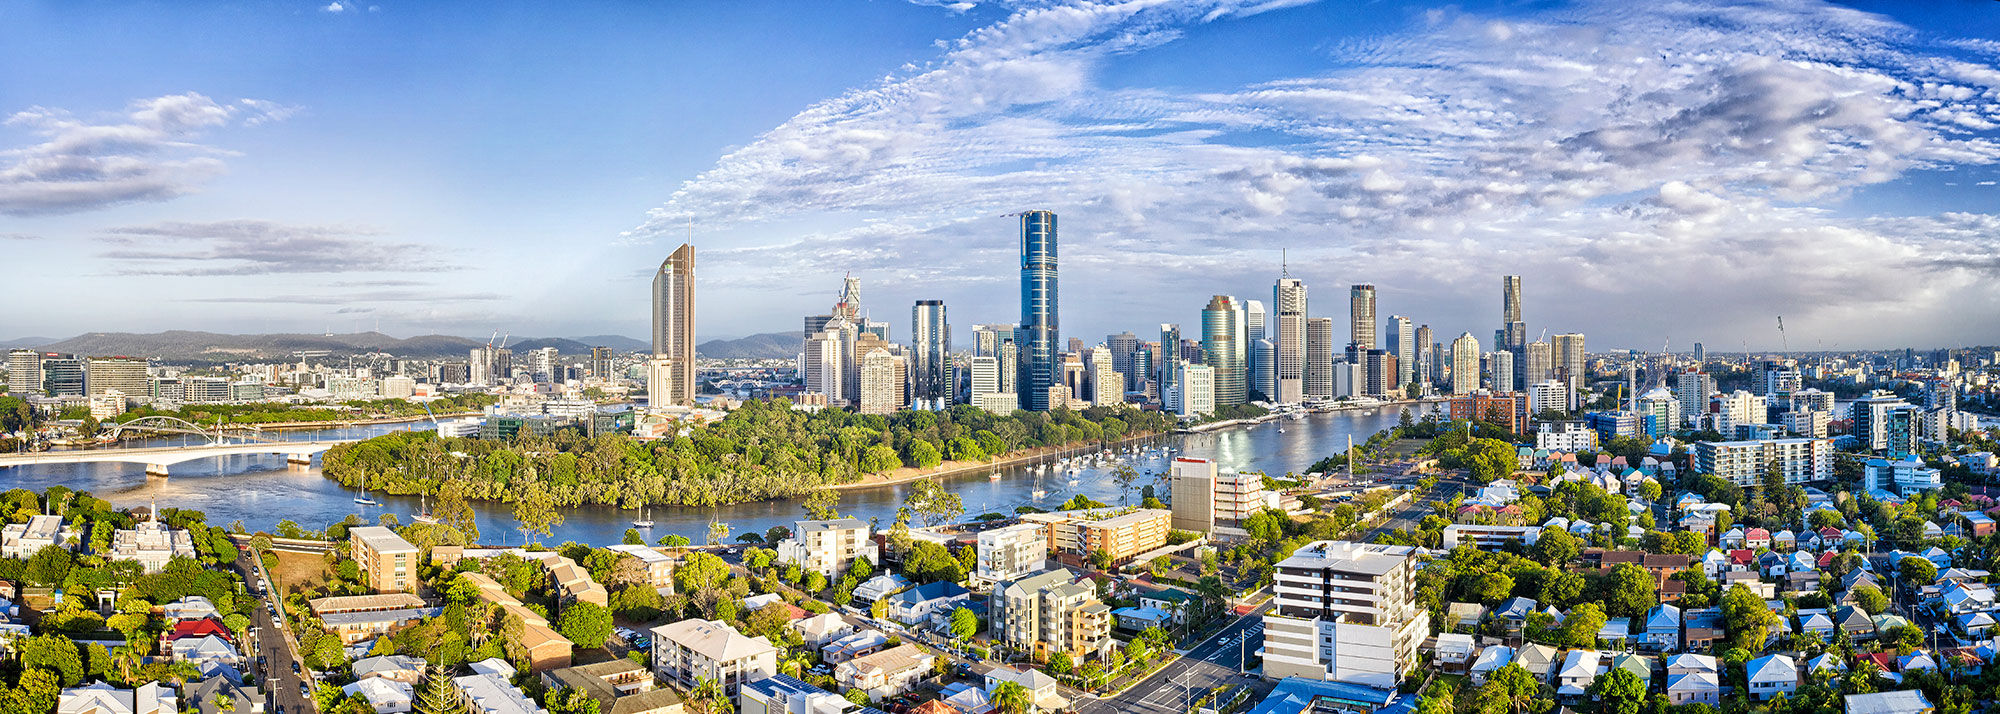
[0,440,359,477]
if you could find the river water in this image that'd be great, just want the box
[0,404,1439,546]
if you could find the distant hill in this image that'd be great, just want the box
[0,337,55,350]
[698,331,802,359]
[568,334,649,352]
[13,331,616,363]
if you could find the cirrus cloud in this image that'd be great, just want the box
[0,93,296,217]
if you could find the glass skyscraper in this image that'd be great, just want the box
[1017,210,1059,410]
[1202,295,1246,406]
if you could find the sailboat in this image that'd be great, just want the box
[631,505,654,529]
[411,491,439,524]
[352,484,378,506]
[988,471,1002,481]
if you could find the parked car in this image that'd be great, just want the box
[291,662,301,674]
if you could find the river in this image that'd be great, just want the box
[0,403,1440,546]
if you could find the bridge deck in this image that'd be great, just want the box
[0,440,360,468]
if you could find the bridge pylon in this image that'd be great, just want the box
[145,464,170,478]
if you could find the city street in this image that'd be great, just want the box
[1354,476,1461,543]
[1070,601,1275,714]
[236,548,318,714]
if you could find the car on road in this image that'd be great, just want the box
[300,682,311,696]
[276,706,284,714]
[292,661,301,674]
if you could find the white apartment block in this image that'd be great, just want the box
[1440,525,1544,550]
[1527,380,1570,417]
[1167,361,1213,418]
[1535,421,1598,452]
[974,523,1048,588]
[777,518,878,578]
[2,515,74,559]
[1263,541,1430,689]
[1692,438,1833,487]
[1780,409,1830,438]
[108,520,197,574]
[650,619,777,696]
[1710,390,1768,433]
[1168,457,1265,537]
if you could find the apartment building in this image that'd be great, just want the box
[974,523,1048,589]
[462,573,575,672]
[649,618,778,696]
[739,675,858,714]
[1168,457,1266,537]
[1018,507,1171,567]
[1262,541,1430,689]
[108,520,197,574]
[539,659,683,714]
[528,552,609,609]
[777,518,879,578]
[349,526,420,594]
[1691,438,1833,487]
[605,544,677,591]
[991,568,1113,662]
[1,515,74,559]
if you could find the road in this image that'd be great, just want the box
[1071,601,1275,714]
[236,548,317,714]
[1353,476,1463,544]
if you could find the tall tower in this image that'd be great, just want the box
[1201,295,1246,406]
[1274,269,1307,404]
[1349,284,1376,351]
[1304,318,1334,398]
[1242,300,1270,399]
[1553,332,1586,410]
[1451,332,1481,395]
[650,243,696,407]
[1016,211,1059,411]
[1502,275,1522,325]
[911,300,950,409]
[1387,316,1414,390]
[1158,323,1181,392]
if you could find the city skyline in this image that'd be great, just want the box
[5,1,2000,352]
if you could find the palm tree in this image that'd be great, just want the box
[779,651,812,679]
[690,677,734,714]
[992,680,1032,714]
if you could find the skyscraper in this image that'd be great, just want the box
[1489,350,1514,393]
[1387,316,1414,389]
[911,300,950,409]
[1413,324,1434,393]
[1553,333,1586,409]
[1304,318,1334,398]
[1107,331,1140,391]
[1273,273,1307,404]
[1524,340,1553,385]
[1348,284,1376,350]
[1502,275,1522,325]
[1202,295,1246,406]
[1693,342,1706,363]
[1158,324,1180,392]
[1501,275,1527,387]
[1451,333,1481,395]
[589,346,615,381]
[85,357,148,398]
[40,357,83,397]
[1243,300,1268,398]
[1016,211,1059,411]
[649,243,697,407]
[7,350,43,396]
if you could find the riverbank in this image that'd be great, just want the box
[828,429,1172,492]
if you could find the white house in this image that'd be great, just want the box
[1555,650,1603,701]
[343,677,416,714]
[1745,654,1797,701]
[56,683,177,714]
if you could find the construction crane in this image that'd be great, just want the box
[1777,316,1789,359]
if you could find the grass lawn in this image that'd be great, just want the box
[268,549,334,598]
[1384,438,1431,459]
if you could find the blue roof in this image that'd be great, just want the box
[892,580,969,605]
[1245,677,1400,714]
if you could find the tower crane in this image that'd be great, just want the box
[1777,316,1789,360]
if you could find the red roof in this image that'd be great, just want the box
[167,619,230,643]
[1745,528,1770,539]
[1818,527,1843,538]
[1860,652,1897,672]
[1728,549,1755,565]
[1818,551,1838,567]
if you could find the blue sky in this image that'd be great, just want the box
[3,0,1999,352]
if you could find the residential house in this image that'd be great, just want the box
[1643,605,1682,651]
[649,619,778,696]
[351,655,426,684]
[1611,653,1652,689]
[823,630,891,664]
[1555,650,1604,702]
[835,644,935,700]
[1447,603,1486,632]
[1843,690,1935,714]
[1432,633,1476,673]
[166,634,239,667]
[1516,643,1559,682]
[58,682,177,714]
[540,659,685,714]
[887,581,971,627]
[1745,528,1771,549]
[738,675,856,714]
[1683,609,1724,651]
[188,677,260,714]
[792,613,856,649]
[342,677,415,714]
[456,659,549,714]
[981,666,1066,713]
[1835,606,1875,641]
[1746,654,1798,700]
[1797,610,1834,639]
[1665,671,1720,706]
[1469,645,1513,684]
[852,574,912,605]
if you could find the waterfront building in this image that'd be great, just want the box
[1,515,73,559]
[1414,324,1435,393]
[109,519,197,574]
[1016,211,1059,411]
[1244,300,1269,399]
[1274,274,1307,404]
[974,523,1049,589]
[1693,438,1834,487]
[1331,360,1363,398]
[990,568,1111,662]
[777,518,878,578]
[802,328,846,404]
[650,619,778,696]
[1304,318,1335,398]
[1202,295,1247,406]
[1157,324,1181,391]
[1262,541,1429,688]
[911,300,950,409]
[1169,457,1266,537]
[6,350,42,395]
[1348,285,1376,351]
[856,345,907,415]
[1017,507,1171,568]
[1363,350,1396,398]
[650,243,697,407]
[1450,333,1480,395]
[1165,361,1214,418]
[350,526,419,593]
[1086,346,1122,406]
[605,544,676,591]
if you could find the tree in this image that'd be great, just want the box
[19,634,83,685]
[1048,651,1074,675]
[1113,464,1140,506]
[675,552,730,594]
[1851,585,1889,615]
[557,601,613,648]
[435,480,480,544]
[1243,508,1287,543]
[1899,556,1938,587]
[1720,584,1779,651]
[623,529,645,545]
[906,479,965,527]
[1598,563,1657,617]
[1532,528,1579,566]
[843,689,872,707]
[950,607,978,640]
[660,534,692,548]
[546,687,602,714]
[707,520,730,546]
[688,677,733,714]
[1587,667,1645,714]
[1467,572,1515,605]
[512,470,563,541]
[992,680,1031,714]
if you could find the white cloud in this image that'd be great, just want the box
[635,0,2000,347]
[0,93,293,216]
[321,2,349,13]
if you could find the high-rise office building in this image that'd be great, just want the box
[1166,361,1214,418]
[1524,340,1553,386]
[1274,274,1307,405]
[1201,295,1246,407]
[1304,318,1334,398]
[1502,275,1522,325]
[86,357,148,399]
[1348,285,1376,350]
[1242,300,1268,398]
[1016,211,1059,411]
[1363,350,1396,398]
[1107,331,1141,392]
[650,243,697,407]
[1386,316,1414,389]
[1087,346,1122,406]
[1158,324,1181,392]
[1553,333,1586,408]
[1450,333,1480,395]
[911,300,950,409]
[7,350,43,396]
[1693,342,1706,363]
[1413,325,1434,393]
[589,346,615,381]
[40,357,83,397]
[1250,338,1274,401]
